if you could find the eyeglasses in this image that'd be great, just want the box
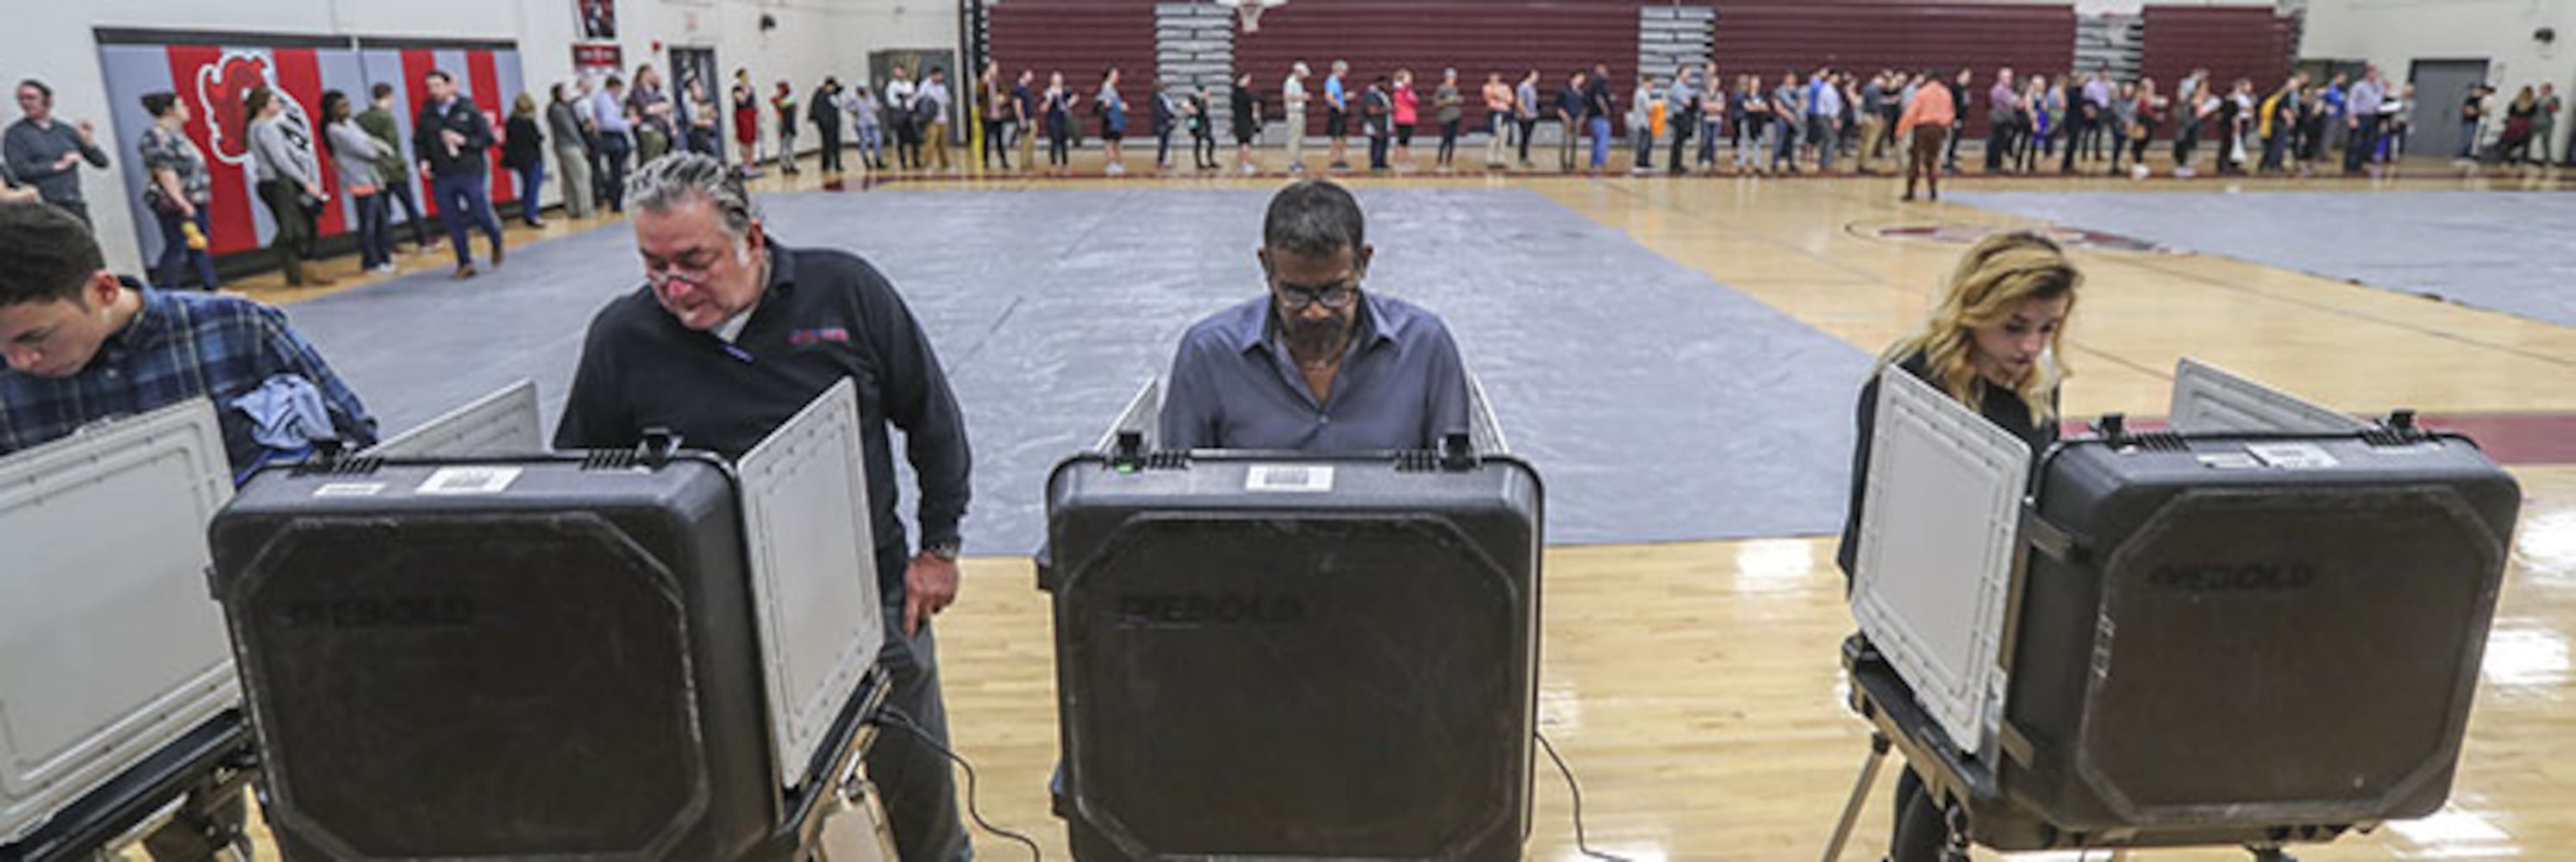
[1272,278,1359,310]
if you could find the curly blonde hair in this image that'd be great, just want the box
[1881,230,2082,425]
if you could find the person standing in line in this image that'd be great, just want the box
[979,60,1013,172]
[1323,60,1352,172]
[1283,63,1311,173]
[502,93,548,228]
[2457,82,2492,163]
[2533,84,2560,166]
[591,77,635,211]
[1897,69,1955,202]
[1233,72,1264,175]
[686,80,722,158]
[1943,68,1973,173]
[1097,67,1129,176]
[2125,77,2163,178]
[731,73,762,176]
[1696,65,1726,171]
[2258,75,2300,174]
[885,66,918,171]
[1769,70,1804,173]
[1628,74,1658,173]
[1854,71,1887,174]
[810,78,846,175]
[2106,80,2139,177]
[413,69,505,279]
[630,65,676,165]
[849,83,886,171]
[1737,74,1767,174]
[1364,74,1394,172]
[1391,68,1420,171]
[1585,64,1616,173]
[772,80,802,176]
[3,79,109,226]
[1432,68,1464,171]
[2498,85,2540,166]
[574,76,610,211]
[1555,70,1586,173]
[245,87,331,287]
[135,91,219,290]
[1514,69,1542,168]
[1482,71,1514,169]
[1013,70,1041,172]
[323,91,394,274]
[1041,72,1076,175]
[549,83,595,219]
[1985,67,2019,173]
[1807,67,1843,172]
[1153,78,1184,172]
[918,67,954,173]
[357,84,436,253]
[1189,79,1216,172]
[1665,63,1698,175]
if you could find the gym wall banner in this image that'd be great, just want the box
[95,29,524,263]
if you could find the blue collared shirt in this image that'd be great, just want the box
[1160,291,1470,452]
[1,280,378,477]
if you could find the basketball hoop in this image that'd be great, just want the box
[1215,0,1285,34]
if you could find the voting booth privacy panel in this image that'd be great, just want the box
[1043,378,1541,860]
[1849,359,2519,851]
[207,380,884,860]
[1,400,242,848]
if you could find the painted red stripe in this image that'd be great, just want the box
[466,50,512,204]
[271,47,345,237]
[167,45,260,257]
[400,49,439,217]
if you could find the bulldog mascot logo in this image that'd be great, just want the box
[196,51,317,170]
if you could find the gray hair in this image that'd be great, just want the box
[627,152,760,237]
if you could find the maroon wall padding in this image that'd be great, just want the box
[989,0,1158,127]
[1234,0,1641,137]
[1709,1,2076,138]
[2141,5,2298,103]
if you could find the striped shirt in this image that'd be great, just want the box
[1,281,378,477]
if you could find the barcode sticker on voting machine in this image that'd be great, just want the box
[1246,464,1335,493]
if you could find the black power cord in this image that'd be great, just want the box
[1537,731,1632,862]
[876,706,1045,862]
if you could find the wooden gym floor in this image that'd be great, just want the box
[208,147,2576,860]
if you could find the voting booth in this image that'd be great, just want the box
[1,399,255,859]
[208,380,891,860]
[1041,375,1541,860]
[1831,359,2520,857]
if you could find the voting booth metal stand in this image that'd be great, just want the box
[178,378,895,859]
[0,399,259,861]
[1820,359,2521,862]
[1041,375,1540,860]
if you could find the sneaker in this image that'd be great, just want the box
[1104,163,1127,176]
[371,263,397,275]
[452,264,478,281]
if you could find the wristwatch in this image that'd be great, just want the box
[924,540,962,562]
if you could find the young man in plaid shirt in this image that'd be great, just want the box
[0,201,377,478]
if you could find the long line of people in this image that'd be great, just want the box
[4,59,2567,291]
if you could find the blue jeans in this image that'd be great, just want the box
[430,172,503,268]
[353,192,391,269]
[859,125,885,166]
[1588,116,1611,167]
[514,161,545,225]
[154,207,219,290]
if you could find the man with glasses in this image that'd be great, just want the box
[553,152,974,862]
[1159,178,1470,450]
